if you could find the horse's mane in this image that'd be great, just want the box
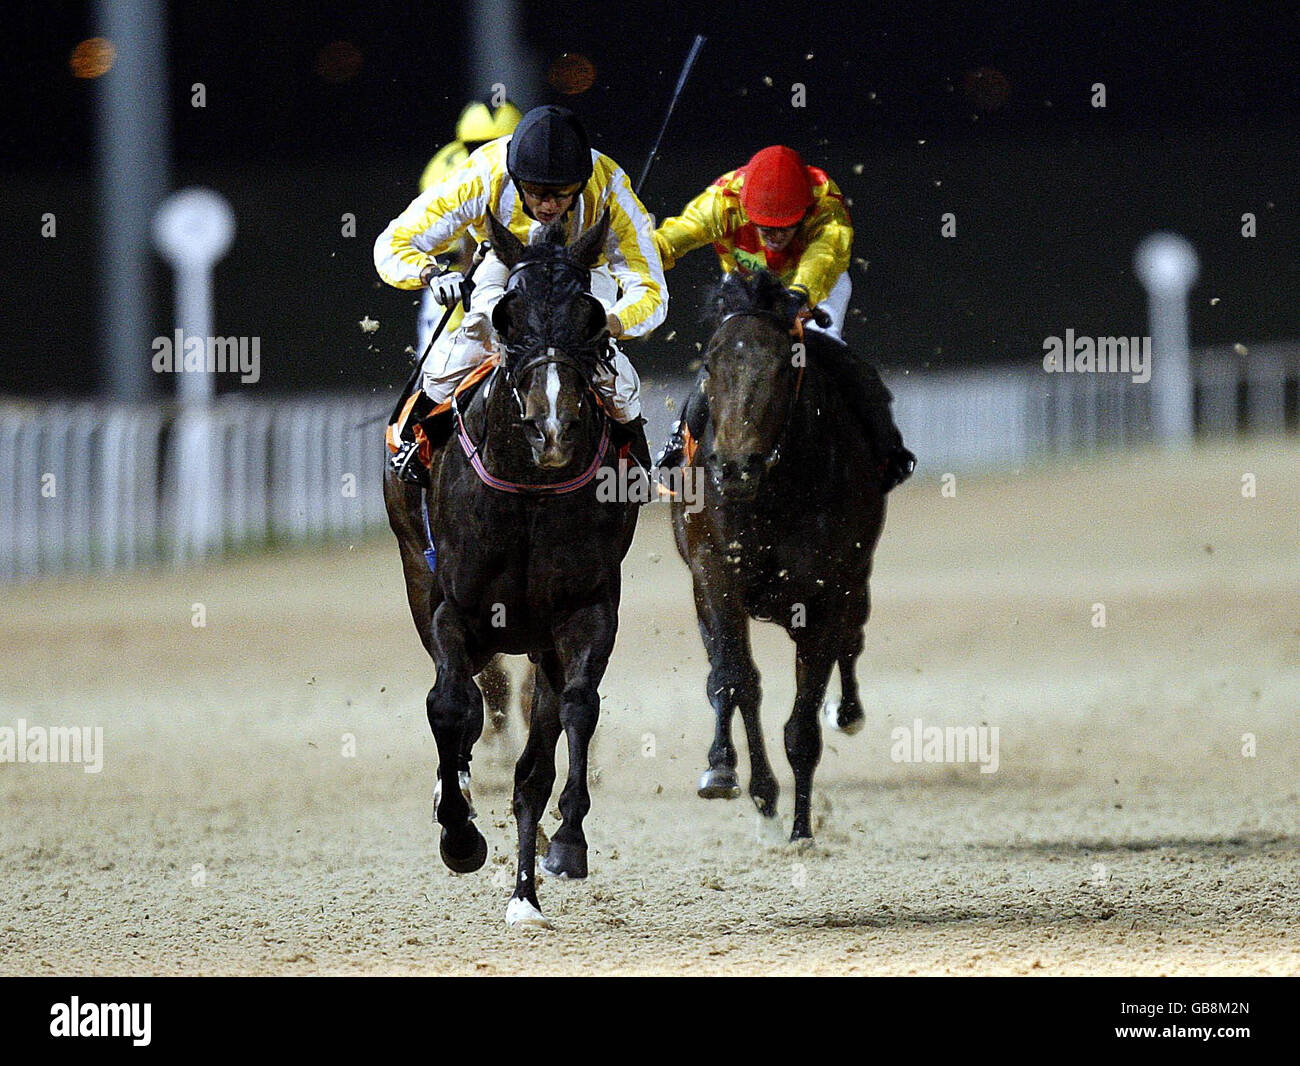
[704,269,801,331]
[497,217,604,374]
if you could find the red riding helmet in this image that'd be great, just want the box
[740,145,813,227]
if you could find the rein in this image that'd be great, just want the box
[454,393,611,496]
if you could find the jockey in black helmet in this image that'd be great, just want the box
[376,105,666,482]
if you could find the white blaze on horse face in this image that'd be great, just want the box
[529,354,572,469]
[544,361,562,442]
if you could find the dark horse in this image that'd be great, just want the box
[671,270,888,844]
[383,208,638,927]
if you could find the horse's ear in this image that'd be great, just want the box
[486,209,525,270]
[755,270,783,309]
[715,271,743,315]
[491,290,521,341]
[568,207,610,268]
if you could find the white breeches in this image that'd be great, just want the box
[416,288,440,358]
[420,251,642,422]
[805,271,851,340]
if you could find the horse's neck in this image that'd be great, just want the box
[753,363,846,496]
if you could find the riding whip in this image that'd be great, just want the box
[634,35,707,198]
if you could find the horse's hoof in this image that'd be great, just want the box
[755,812,786,847]
[433,771,476,820]
[698,767,742,799]
[505,897,553,929]
[540,840,588,880]
[439,825,488,873]
[789,831,815,849]
[823,698,865,736]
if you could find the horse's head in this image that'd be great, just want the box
[700,270,805,499]
[486,208,610,470]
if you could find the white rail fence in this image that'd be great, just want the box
[885,342,1298,473]
[2,346,1297,582]
[1,395,386,582]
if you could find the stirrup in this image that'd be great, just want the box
[655,423,687,469]
[390,439,429,487]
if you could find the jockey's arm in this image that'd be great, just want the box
[653,182,735,270]
[599,163,669,339]
[374,159,489,290]
[788,191,853,309]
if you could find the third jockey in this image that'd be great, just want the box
[413,98,523,358]
[376,104,667,481]
[653,145,914,491]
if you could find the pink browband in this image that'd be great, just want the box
[454,406,611,495]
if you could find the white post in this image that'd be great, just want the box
[468,0,538,106]
[1134,232,1199,447]
[152,188,236,561]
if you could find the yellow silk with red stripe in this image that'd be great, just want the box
[654,166,852,309]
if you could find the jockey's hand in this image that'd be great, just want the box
[786,285,831,329]
[605,312,624,339]
[425,268,466,307]
[781,285,809,325]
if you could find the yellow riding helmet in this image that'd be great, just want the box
[455,100,523,144]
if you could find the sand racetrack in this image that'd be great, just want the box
[2,441,1298,975]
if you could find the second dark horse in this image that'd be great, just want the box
[384,208,638,927]
[671,270,890,844]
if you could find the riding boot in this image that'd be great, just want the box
[390,440,430,487]
[815,342,916,492]
[389,390,436,487]
[655,374,710,468]
[612,415,653,472]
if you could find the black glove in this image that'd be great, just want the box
[786,285,832,329]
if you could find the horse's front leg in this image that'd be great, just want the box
[540,601,617,881]
[692,567,777,822]
[787,614,841,843]
[428,601,488,873]
[506,652,563,928]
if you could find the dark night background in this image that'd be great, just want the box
[1,0,1296,400]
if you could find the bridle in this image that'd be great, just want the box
[498,256,610,409]
[706,308,807,474]
[453,256,612,496]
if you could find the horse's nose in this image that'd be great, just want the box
[537,439,573,469]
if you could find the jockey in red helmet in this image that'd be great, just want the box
[653,145,914,491]
[657,145,850,334]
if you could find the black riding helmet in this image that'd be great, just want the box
[506,105,593,189]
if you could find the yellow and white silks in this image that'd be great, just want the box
[374,137,667,420]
